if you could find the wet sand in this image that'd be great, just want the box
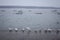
[0,30,60,40]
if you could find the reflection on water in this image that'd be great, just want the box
[0,8,60,30]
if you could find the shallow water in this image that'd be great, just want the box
[0,30,60,40]
[0,8,60,40]
[0,8,60,30]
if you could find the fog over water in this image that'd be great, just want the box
[0,8,60,30]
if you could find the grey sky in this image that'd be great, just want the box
[0,0,60,7]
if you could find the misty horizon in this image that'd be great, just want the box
[0,6,60,9]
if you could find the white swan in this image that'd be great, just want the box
[47,29,52,31]
[14,28,18,32]
[26,27,31,30]
[8,28,13,32]
[21,28,25,32]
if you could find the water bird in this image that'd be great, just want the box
[47,29,52,33]
[34,30,37,33]
[44,30,48,33]
[8,28,13,32]
[26,27,31,30]
[16,10,23,15]
[56,29,60,34]
[26,27,31,33]
[14,28,18,32]
[21,28,25,33]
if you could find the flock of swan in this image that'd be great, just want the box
[8,27,60,34]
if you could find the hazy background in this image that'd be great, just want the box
[0,0,60,7]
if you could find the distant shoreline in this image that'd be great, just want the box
[0,6,60,9]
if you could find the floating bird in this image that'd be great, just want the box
[8,28,13,32]
[14,28,18,32]
[26,27,31,34]
[47,29,52,30]
[56,30,60,34]
[47,29,52,33]
[44,30,47,33]
[21,28,25,33]
[16,10,23,15]
[26,27,31,30]
[34,30,37,33]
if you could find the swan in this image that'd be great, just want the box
[8,28,13,32]
[15,28,18,32]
